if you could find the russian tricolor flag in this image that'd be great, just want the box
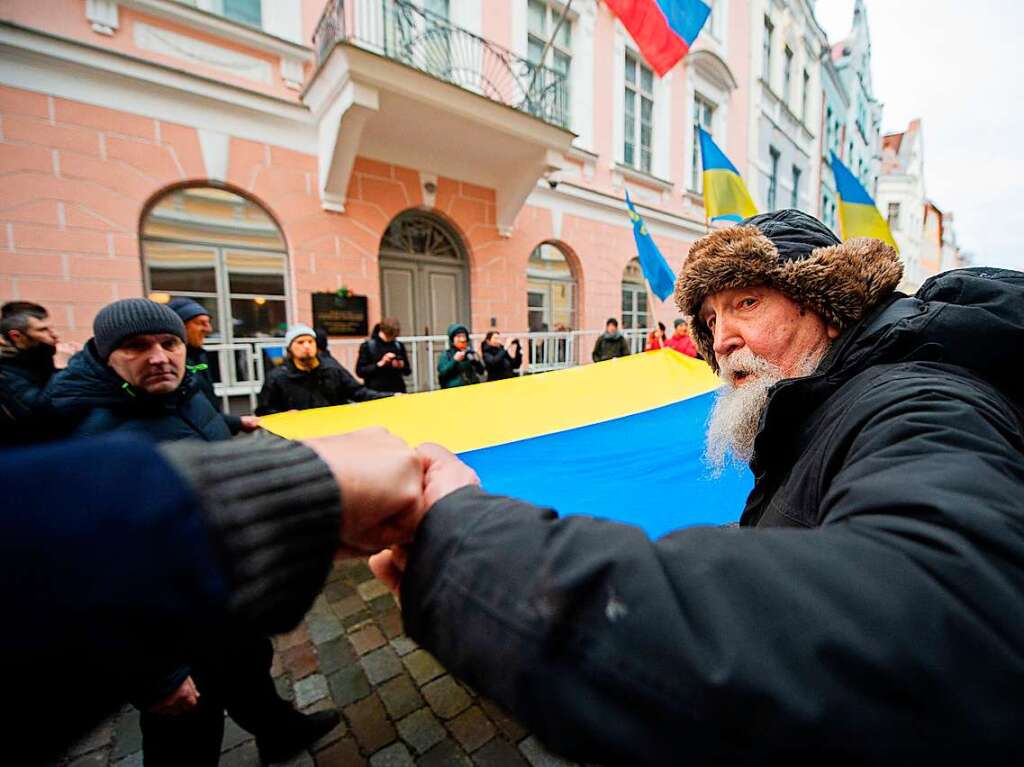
[605,0,711,76]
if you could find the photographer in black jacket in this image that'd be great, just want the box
[356,318,411,393]
[481,331,522,382]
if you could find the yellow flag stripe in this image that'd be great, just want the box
[703,169,758,222]
[838,200,899,251]
[261,350,720,452]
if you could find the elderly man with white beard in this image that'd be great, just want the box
[366,210,1024,765]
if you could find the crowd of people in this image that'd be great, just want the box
[5,208,1023,765]
[1,293,702,443]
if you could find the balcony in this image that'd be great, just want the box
[305,0,574,234]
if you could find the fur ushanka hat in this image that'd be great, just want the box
[674,209,903,371]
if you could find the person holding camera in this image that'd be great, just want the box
[356,318,412,393]
[481,331,523,382]
[437,323,483,389]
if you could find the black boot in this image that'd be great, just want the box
[256,709,340,763]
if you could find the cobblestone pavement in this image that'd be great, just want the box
[56,558,579,767]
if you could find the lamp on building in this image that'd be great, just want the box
[148,292,171,304]
[254,296,267,305]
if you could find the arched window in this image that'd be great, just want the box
[527,242,576,332]
[141,187,289,387]
[621,258,649,329]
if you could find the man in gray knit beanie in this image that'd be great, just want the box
[93,298,186,361]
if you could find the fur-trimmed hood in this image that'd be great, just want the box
[674,209,903,370]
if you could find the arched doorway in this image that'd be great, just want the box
[621,258,650,330]
[141,186,289,397]
[379,211,470,337]
[379,211,470,386]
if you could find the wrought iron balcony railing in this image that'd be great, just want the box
[313,0,570,129]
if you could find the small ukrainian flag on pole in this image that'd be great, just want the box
[830,151,898,250]
[625,191,677,302]
[698,128,758,223]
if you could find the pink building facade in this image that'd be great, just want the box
[1,0,751,388]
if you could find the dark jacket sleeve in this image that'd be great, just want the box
[335,366,391,403]
[0,368,44,423]
[398,342,412,377]
[482,346,501,375]
[437,351,458,387]
[400,379,1024,764]
[617,336,631,357]
[355,341,376,381]
[255,371,282,416]
[3,436,229,759]
[4,434,342,761]
[591,338,601,362]
[222,413,243,434]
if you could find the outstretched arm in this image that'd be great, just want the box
[395,378,1024,764]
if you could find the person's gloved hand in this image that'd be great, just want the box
[305,427,425,554]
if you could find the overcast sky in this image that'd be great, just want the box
[814,1,1024,270]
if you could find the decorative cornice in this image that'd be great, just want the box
[84,0,313,90]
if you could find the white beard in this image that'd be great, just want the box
[704,342,830,476]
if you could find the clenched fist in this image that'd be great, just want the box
[305,428,425,554]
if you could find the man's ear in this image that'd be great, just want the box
[827,324,841,340]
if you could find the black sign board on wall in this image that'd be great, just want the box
[311,293,369,337]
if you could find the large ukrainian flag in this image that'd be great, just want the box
[831,151,898,249]
[261,351,751,538]
[699,128,758,223]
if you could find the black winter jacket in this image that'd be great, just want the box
[591,332,630,362]
[44,342,231,444]
[186,345,242,434]
[256,354,391,415]
[356,331,411,393]
[482,342,522,381]
[400,268,1024,765]
[0,345,59,445]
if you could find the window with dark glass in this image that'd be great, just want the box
[142,187,289,386]
[762,16,773,82]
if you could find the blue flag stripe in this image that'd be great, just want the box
[829,151,875,205]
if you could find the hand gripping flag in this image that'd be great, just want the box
[699,128,758,223]
[626,191,677,301]
[830,151,898,249]
[604,0,711,76]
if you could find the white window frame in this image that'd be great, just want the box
[184,0,262,27]
[623,48,655,174]
[621,260,649,330]
[689,93,716,193]
[525,0,578,137]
